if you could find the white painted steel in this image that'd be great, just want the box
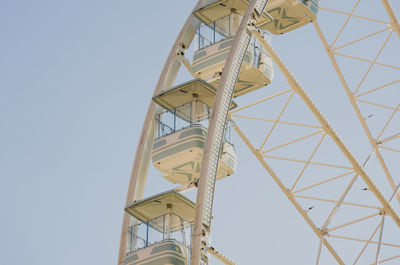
[207,246,237,265]
[117,3,202,264]
[120,1,400,264]
[190,0,259,262]
[310,3,399,263]
[381,0,400,38]
[375,215,386,265]
[313,21,400,205]
[253,28,400,229]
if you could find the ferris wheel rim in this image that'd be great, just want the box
[117,2,203,263]
[119,1,400,264]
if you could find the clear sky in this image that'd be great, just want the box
[1,1,399,265]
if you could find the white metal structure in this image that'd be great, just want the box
[118,1,400,264]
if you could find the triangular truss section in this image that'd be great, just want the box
[231,24,400,265]
[314,0,400,234]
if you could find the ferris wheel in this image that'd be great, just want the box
[117,1,400,264]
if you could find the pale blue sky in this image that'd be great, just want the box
[1,1,399,265]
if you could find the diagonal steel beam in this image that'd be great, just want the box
[235,124,345,265]
[381,0,400,38]
[253,29,400,228]
[319,7,388,24]
[313,21,400,204]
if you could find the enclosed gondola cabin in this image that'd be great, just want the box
[193,0,274,30]
[261,0,319,34]
[152,79,237,185]
[192,11,274,97]
[193,0,319,35]
[124,191,195,265]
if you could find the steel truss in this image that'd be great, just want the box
[119,1,400,264]
[230,1,399,264]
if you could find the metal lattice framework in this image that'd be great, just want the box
[119,1,399,264]
[230,1,400,264]
[315,1,400,206]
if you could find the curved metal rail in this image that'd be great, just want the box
[117,2,202,263]
[120,1,400,264]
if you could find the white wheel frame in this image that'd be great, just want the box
[119,1,400,264]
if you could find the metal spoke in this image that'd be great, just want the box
[333,52,400,70]
[319,7,388,24]
[353,31,393,95]
[331,0,361,47]
[258,91,295,150]
[231,114,321,129]
[356,80,400,98]
[290,134,326,192]
[333,27,390,51]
